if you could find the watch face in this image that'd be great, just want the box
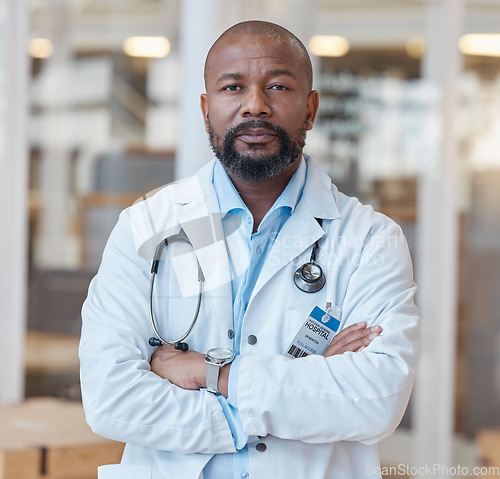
[207,348,234,361]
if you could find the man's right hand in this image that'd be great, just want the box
[323,322,381,357]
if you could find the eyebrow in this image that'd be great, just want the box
[216,69,297,84]
[216,72,243,83]
[267,69,296,80]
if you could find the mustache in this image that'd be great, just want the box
[225,119,287,139]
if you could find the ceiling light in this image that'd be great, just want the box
[123,36,171,58]
[406,36,426,59]
[28,38,53,59]
[308,35,350,58]
[459,34,500,58]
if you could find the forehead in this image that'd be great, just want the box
[205,34,306,84]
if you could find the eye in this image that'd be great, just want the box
[222,84,242,92]
[269,84,289,91]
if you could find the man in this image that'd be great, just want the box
[79,21,419,479]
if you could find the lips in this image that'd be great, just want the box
[236,127,277,143]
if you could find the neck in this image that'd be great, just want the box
[227,158,300,232]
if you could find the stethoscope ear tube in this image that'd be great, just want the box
[148,337,189,351]
[148,233,204,352]
[174,341,189,351]
[151,239,168,274]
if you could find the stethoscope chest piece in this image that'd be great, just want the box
[294,219,326,294]
[294,262,325,293]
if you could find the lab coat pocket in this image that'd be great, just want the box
[98,464,152,479]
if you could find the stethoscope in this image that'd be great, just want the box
[148,220,325,351]
[148,230,204,351]
[293,234,325,293]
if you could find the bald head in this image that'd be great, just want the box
[204,20,313,91]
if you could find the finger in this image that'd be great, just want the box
[325,335,375,356]
[360,326,382,347]
[340,327,381,353]
[324,325,382,357]
[324,337,364,356]
[334,321,367,340]
[325,323,373,354]
[326,322,366,348]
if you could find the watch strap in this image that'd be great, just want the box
[206,362,220,394]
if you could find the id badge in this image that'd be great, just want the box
[285,306,341,359]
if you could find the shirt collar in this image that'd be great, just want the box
[213,156,307,216]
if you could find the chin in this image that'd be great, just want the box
[237,147,280,160]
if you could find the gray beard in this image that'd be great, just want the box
[208,119,306,183]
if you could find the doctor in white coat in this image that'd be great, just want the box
[79,20,419,479]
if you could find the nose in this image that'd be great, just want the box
[240,85,271,118]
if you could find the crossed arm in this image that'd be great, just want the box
[81,208,418,453]
[150,321,382,397]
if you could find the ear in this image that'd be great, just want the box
[200,93,209,133]
[305,90,319,131]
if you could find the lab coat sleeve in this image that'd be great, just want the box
[216,356,253,450]
[79,209,236,455]
[235,216,420,445]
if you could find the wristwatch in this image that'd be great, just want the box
[205,348,235,394]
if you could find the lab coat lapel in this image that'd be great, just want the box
[175,168,233,339]
[249,157,341,304]
[250,201,324,303]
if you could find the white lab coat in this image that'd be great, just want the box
[79,157,419,479]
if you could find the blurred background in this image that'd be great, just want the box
[1,0,500,477]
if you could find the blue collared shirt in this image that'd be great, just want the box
[202,158,307,479]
